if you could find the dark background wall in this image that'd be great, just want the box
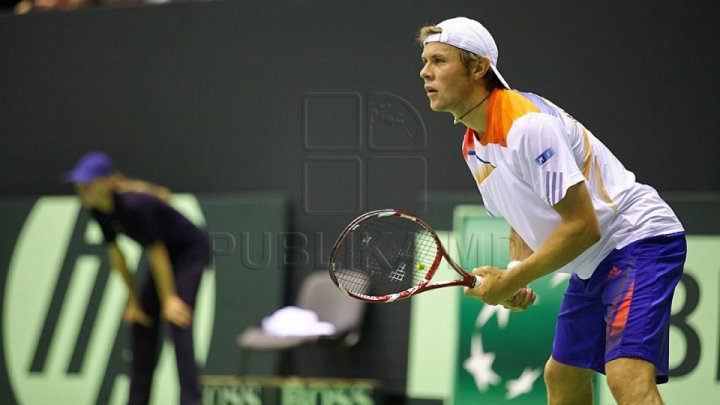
[2,0,719,198]
[1,0,719,398]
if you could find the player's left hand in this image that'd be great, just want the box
[123,302,154,327]
[501,287,536,311]
[464,266,518,305]
[162,295,193,329]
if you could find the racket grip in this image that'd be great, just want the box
[472,275,483,288]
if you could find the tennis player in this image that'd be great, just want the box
[66,151,209,405]
[418,17,686,405]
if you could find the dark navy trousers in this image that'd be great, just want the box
[128,244,208,405]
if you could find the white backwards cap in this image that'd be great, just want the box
[424,17,510,89]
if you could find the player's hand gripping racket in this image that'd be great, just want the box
[328,209,482,303]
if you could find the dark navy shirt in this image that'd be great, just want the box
[91,192,208,259]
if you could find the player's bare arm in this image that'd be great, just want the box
[497,228,536,310]
[465,228,537,309]
[504,181,600,289]
[509,227,533,261]
[471,181,600,304]
[147,241,193,328]
[107,242,152,326]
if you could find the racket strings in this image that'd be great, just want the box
[332,215,439,297]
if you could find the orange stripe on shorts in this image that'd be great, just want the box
[610,279,635,336]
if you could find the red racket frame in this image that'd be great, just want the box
[328,209,480,303]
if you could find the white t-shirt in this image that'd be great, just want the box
[463,89,683,278]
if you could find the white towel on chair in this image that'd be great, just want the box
[261,306,336,337]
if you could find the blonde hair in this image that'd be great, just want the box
[113,173,172,203]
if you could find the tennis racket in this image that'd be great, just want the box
[328,209,482,303]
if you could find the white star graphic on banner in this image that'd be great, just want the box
[463,333,500,392]
[475,303,510,329]
[505,367,542,399]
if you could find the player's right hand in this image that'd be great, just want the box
[162,295,193,329]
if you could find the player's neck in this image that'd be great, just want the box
[454,89,491,134]
[463,100,491,136]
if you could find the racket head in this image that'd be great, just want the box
[328,209,448,302]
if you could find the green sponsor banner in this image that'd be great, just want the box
[406,231,461,402]
[452,206,567,404]
[201,376,381,405]
[2,195,215,405]
[0,194,289,405]
[406,206,568,404]
[449,206,720,404]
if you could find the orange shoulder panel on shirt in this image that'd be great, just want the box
[480,89,540,147]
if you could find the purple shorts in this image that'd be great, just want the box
[552,232,686,383]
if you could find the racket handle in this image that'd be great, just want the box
[472,275,483,288]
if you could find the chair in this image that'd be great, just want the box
[236,270,366,375]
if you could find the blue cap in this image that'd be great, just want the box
[66,151,115,184]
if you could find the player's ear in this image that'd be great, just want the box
[473,57,491,80]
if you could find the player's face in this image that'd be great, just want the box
[75,178,112,209]
[420,43,475,115]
